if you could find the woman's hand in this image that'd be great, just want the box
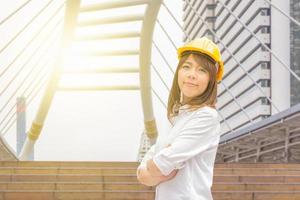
[159,168,178,182]
[137,167,178,186]
[146,144,173,177]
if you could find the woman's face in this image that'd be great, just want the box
[178,54,210,103]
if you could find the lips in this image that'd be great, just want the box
[184,82,198,86]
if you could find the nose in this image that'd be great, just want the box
[187,69,196,79]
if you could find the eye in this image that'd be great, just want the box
[198,67,207,73]
[182,65,190,69]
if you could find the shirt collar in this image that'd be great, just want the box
[178,104,191,114]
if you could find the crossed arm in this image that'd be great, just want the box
[137,158,178,186]
[136,110,219,186]
[137,160,178,186]
[137,144,178,186]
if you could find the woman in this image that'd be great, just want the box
[136,37,224,200]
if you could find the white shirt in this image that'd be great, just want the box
[137,105,221,200]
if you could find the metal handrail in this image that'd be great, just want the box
[0,0,32,26]
[156,19,177,50]
[0,19,63,98]
[151,63,170,91]
[1,66,51,136]
[139,0,163,143]
[0,45,58,134]
[0,0,56,57]
[263,0,300,27]
[0,31,61,130]
[152,88,167,108]
[0,3,64,79]
[18,0,81,160]
[152,41,174,74]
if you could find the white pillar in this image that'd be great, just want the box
[271,0,290,114]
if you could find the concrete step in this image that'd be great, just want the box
[2,181,300,192]
[1,161,299,169]
[212,191,300,200]
[0,161,300,200]
[1,166,300,176]
[2,173,300,183]
[212,183,300,191]
[0,190,155,200]
[0,182,153,191]
[0,174,141,182]
[0,161,139,168]
[0,167,137,175]
[0,174,139,182]
[213,167,300,176]
[214,163,300,169]
[213,175,300,183]
[2,190,300,200]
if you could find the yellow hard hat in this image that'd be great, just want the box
[177,37,224,82]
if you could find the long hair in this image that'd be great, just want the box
[167,51,218,123]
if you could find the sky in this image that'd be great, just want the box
[0,0,183,161]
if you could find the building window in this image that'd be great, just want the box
[261,9,270,16]
[261,26,270,33]
[261,44,270,51]
[261,62,270,69]
[206,31,214,40]
[261,97,270,105]
[207,4,216,10]
[260,79,270,87]
[261,115,269,119]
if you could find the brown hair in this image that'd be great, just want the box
[167,51,218,123]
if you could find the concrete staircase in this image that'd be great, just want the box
[0,162,299,200]
[213,163,300,200]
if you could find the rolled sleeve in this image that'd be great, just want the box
[153,110,219,176]
[137,144,156,170]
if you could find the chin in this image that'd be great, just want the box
[183,94,198,99]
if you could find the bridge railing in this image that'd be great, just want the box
[0,0,64,157]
